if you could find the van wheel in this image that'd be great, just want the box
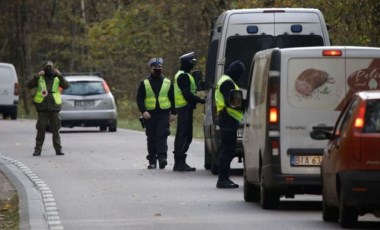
[211,151,218,175]
[10,111,17,120]
[244,175,260,202]
[322,190,339,222]
[260,181,280,209]
[339,188,358,228]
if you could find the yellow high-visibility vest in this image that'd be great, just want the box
[34,77,62,104]
[143,78,171,110]
[215,75,243,122]
[174,70,196,108]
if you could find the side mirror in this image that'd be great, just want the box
[192,70,205,91]
[310,129,332,140]
[229,89,243,109]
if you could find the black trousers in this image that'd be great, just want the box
[145,111,170,164]
[218,125,238,180]
[173,106,193,163]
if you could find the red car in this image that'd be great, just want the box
[311,90,380,228]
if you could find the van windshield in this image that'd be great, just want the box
[225,34,324,89]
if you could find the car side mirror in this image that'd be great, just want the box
[310,129,332,140]
[192,70,205,91]
[229,89,244,109]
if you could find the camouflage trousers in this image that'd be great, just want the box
[34,111,62,154]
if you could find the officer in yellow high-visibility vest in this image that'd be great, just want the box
[173,52,205,172]
[136,58,176,169]
[214,60,245,189]
[27,61,70,156]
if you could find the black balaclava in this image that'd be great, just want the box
[226,60,245,82]
[180,61,194,73]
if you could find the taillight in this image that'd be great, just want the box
[354,102,366,130]
[322,50,343,56]
[103,81,110,93]
[14,83,19,96]
[268,79,279,125]
[271,139,279,156]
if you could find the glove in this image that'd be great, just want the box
[200,98,206,104]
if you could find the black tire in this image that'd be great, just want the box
[244,175,260,202]
[109,120,117,132]
[260,179,280,209]
[339,188,358,228]
[10,111,17,120]
[322,191,339,222]
[211,150,219,175]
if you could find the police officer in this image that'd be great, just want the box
[173,52,205,171]
[27,61,70,156]
[136,58,176,169]
[215,60,245,188]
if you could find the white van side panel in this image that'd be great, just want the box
[0,64,18,105]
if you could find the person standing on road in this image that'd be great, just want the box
[173,52,205,172]
[27,61,70,156]
[214,60,245,188]
[136,58,176,169]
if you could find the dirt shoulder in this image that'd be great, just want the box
[0,170,19,229]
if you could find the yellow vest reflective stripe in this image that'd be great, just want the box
[143,78,171,110]
[174,70,196,108]
[215,75,243,122]
[34,77,62,104]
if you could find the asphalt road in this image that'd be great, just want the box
[0,119,379,230]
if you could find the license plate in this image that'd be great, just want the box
[291,155,322,166]
[75,100,95,107]
[237,129,243,138]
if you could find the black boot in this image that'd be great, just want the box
[216,178,239,189]
[174,162,196,172]
[158,158,167,169]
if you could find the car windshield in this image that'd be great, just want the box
[62,81,106,96]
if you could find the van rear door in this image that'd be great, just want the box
[0,64,17,105]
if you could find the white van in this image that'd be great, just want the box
[243,46,380,209]
[203,8,331,174]
[0,63,19,120]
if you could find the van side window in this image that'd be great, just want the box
[253,58,268,106]
[205,40,219,89]
[225,35,274,89]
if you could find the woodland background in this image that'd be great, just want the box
[1,0,380,126]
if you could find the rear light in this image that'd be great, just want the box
[352,187,367,192]
[14,82,19,96]
[354,103,366,130]
[268,80,279,125]
[271,139,279,156]
[103,81,110,93]
[322,50,342,56]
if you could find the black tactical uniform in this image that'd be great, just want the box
[136,58,176,169]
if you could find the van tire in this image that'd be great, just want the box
[10,111,17,120]
[322,191,339,222]
[211,152,218,175]
[260,181,280,209]
[244,175,260,202]
[339,188,358,228]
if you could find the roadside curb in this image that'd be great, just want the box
[0,155,64,230]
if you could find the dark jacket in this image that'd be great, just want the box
[136,75,176,115]
[27,74,70,111]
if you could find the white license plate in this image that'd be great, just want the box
[237,129,243,138]
[291,155,322,166]
[75,100,95,107]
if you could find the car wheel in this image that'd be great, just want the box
[204,140,211,170]
[339,188,358,228]
[244,174,260,202]
[10,111,17,120]
[322,190,339,222]
[260,178,280,209]
[109,120,117,132]
[99,125,107,131]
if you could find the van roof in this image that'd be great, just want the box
[221,8,322,15]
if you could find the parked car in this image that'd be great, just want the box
[59,74,117,132]
[311,90,380,228]
[0,62,19,120]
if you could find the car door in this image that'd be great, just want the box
[323,97,359,200]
